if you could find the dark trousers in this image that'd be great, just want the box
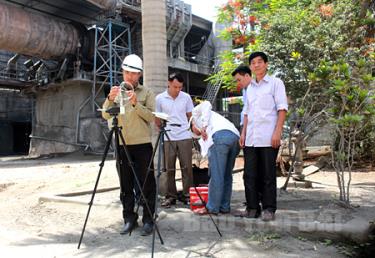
[243,147,279,213]
[117,143,156,224]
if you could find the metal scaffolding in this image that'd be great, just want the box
[91,19,132,112]
[75,18,132,147]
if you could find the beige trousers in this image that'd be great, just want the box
[159,139,193,199]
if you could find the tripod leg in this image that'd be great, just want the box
[134,131,165,243]
[147,132,165,244]
[194,185,222,237]
[152,130,167,254]
[78,129,114,249]
[135,131,161,213]
[117,130,164,244]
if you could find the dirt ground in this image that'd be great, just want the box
[0,152,374,258]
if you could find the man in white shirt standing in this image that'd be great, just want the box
[239,52,288,221]
[191,101,240,215]
[231,65,252,129]
[155,72,194,207]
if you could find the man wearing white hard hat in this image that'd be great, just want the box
[102,54,156,236]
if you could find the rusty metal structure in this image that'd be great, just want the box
[0,0,215,90]
[0,3,80,59]
[0,0,224,155]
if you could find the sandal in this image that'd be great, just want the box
[194,207,208,215]
[194,207,218,216]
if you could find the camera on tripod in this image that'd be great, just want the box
[105,106,120,116]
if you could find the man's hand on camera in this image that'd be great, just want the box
[108,86,120,101]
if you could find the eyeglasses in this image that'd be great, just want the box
[168,73,184,83]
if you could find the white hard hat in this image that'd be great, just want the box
[122,54,143,72]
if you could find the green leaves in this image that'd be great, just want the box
[206,50,238,90]
[212,1,374,164]
[297,107,305,117]
[362,74,374,84]
[335,114,364,127]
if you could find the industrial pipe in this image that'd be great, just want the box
[0,2,80,59]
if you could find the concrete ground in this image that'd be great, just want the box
[0,152,374,258]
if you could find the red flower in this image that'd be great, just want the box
[319,4,333,17]
[249,36,256,45]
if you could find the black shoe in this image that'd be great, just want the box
[120,221,138,235]
[177,192,190,204]
[161,198,176,208]
[140,222,154,236]
[219,209,231,214]
[233,209,260,218]
[261,210,275,221]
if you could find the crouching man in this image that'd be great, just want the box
[191,101,240,215]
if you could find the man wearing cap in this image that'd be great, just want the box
[155,72,194,208]
[102,54,156,236]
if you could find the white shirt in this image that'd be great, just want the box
[155,90,194,141]
[244,74,288,147]
[240,84,249,126]
[192,101,240,156]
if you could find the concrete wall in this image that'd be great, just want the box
[29,80,107,156]
[213,23,232,63]
[307,123,334,147]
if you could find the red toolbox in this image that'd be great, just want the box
[189,186,208,211]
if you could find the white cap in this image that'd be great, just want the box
[122,54,143,72]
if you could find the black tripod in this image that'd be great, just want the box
[139,118,222,249]
[77,107,163,249]
[143,118,169,257]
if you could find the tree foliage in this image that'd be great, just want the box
[215,0,374,97]
[213,0,374,150]
[314,57,374,203]
[213,0,375,203]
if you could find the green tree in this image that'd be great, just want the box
[214,0,374,147]
[216,0,373,97]
[213,0,375,202]
[313,58,375,204]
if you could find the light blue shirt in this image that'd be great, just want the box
[243,74,288,147]
[155,90,194,141]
